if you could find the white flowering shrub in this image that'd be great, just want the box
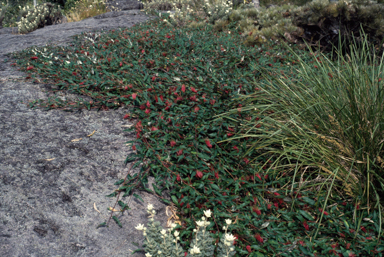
[135,204,236,257]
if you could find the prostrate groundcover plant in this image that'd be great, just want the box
[135,204,236,257]
[3,0,384,255]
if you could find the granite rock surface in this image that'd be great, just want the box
[0,6,180,257]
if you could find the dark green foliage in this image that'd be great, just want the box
[16,2,65,34]
[291,0,384,61]
[48,0,66,9]
[260,0,313,6]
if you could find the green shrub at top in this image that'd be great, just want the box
[290,0,384,61]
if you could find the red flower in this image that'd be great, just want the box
[253,207,261,215]
[194,106,199,112]
[160,95,164,101]
[246,245,252,253]
[319,208,329,215]
[27,66,34,70]
[177,149,183,156]
[176,174,181,182]
[298,241,305,246]
[303,221,309,231]
[132,145,136,151]
[170,140,176,147]
[132,93,137,100]
[145,109,150,114]
[339,233,345,238]
[205,139,213,148]
[187,203,190,208]
[256,173,262,181]
[123,114,129,119]
[215,172,219,179]
[190,95,197,101]
[196,171,203,179]
[191,87,197,93]
[146,100,151,108]
[243,158,249,164]
[72,72,77,76]
[181,84,186,93]
[120,62,123,67]
[227,133,234,137]
[233,146,239,152]
[360,226,367,233]
[274,192,280,196]
[31,56,38,60]
[255,234,263,243]
[184,252,187,257]
[210,99,215,105]
[267,203,272,210]
[346,243,351,249]
[141,49,145,54]
[150,127,158,131]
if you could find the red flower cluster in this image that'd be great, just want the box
[255,234,263,243]
[205,139,213,148]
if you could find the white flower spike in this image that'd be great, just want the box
[204,209,212,218]
[225,233,236,243]
[196,220,205,227]
[190,245,201,254]
[135,224,145,231]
